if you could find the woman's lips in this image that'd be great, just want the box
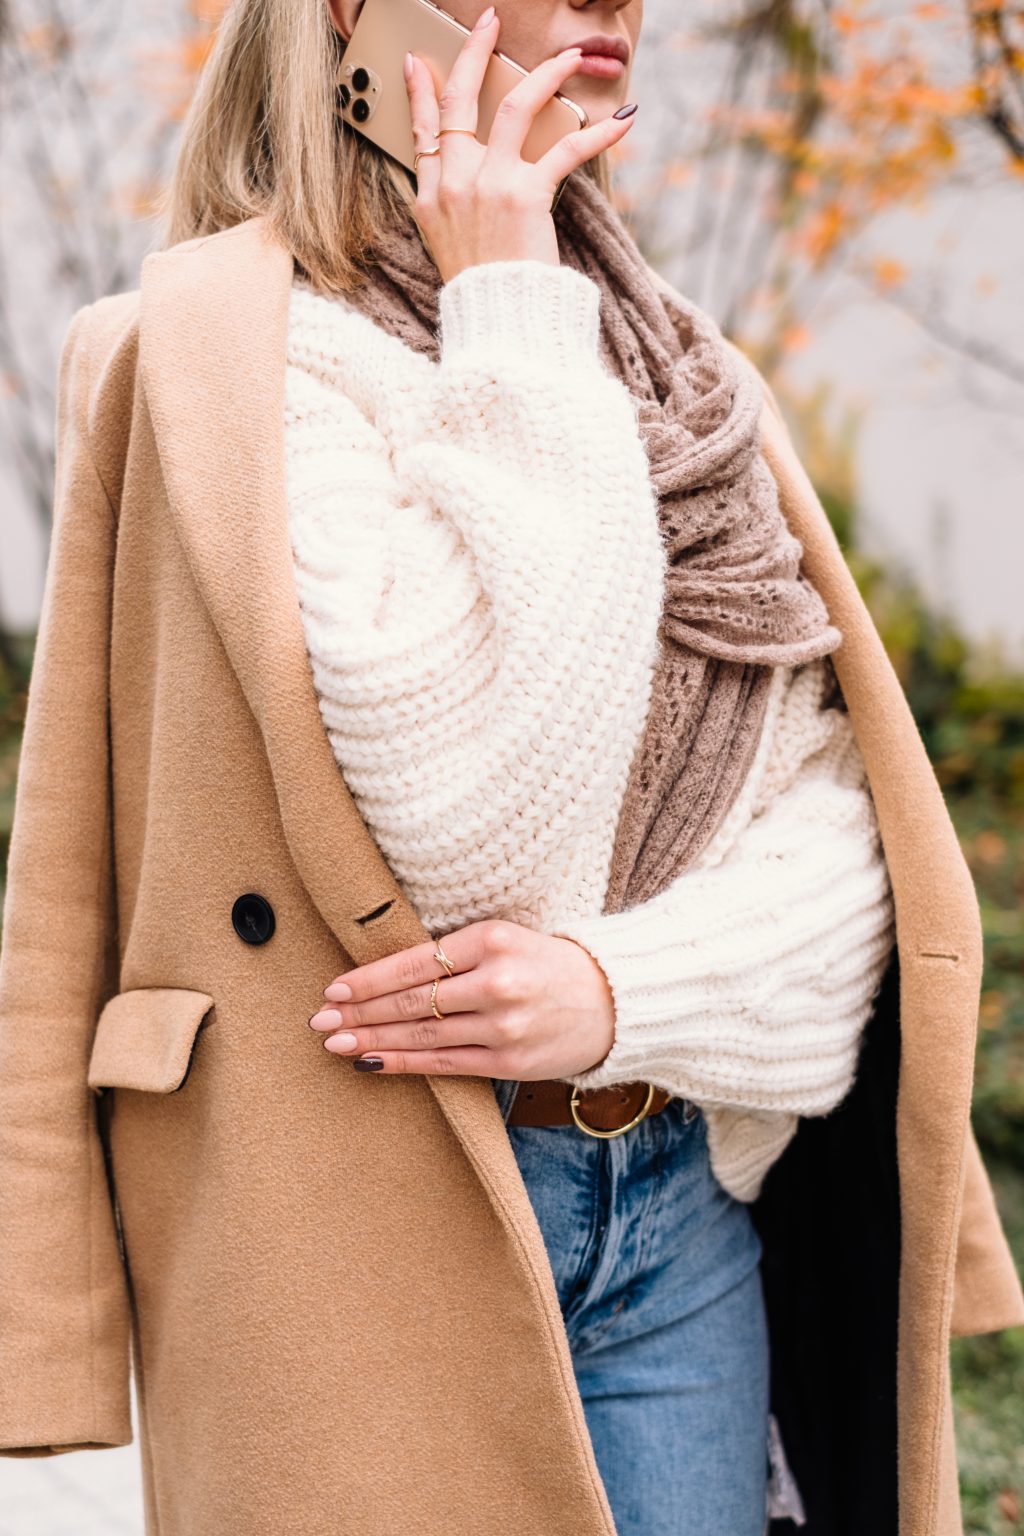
[572,54,626,80]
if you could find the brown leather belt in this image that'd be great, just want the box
[506,1078,673,1138]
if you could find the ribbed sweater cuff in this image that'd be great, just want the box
[551,884,893,1108]
[552,911,692,1092]
[438,260,603,369]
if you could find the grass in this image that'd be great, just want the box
[953,1158,1024,1534]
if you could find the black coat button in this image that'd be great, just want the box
[231,893,276,946]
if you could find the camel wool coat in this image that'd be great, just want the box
[0,214,1022,1536]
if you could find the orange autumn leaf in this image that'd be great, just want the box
[974,830,1008,864]
[800,202,849,263]
[872,257,908,288]
[18,24,57,51]
[191,0,229,21]
[979,991,1006,1030]
[996,1489,1021,1525]
[181,33,218,77]
[781,323,812,352]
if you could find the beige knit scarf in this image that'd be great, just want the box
[340,166,841,915]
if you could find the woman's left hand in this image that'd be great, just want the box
[307,918,615,1078]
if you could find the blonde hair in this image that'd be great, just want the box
[158,0,613,296]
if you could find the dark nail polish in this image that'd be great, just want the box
[353,1056,385,1072]
[612,102,638,120]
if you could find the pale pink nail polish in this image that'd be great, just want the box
[309,1008,343,1030]
[325,1033,359,1053]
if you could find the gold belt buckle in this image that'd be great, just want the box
[569,1082,658,1139]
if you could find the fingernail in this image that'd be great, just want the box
[475,5,496,30]
[309,1008,343,1030]
[324,1033,359,1053]
[404,50,413,81]
[324,981,352,1001]
[612,102,638,120]
[353,1056,385,1072]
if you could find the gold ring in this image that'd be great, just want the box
[430,977,446,1020]
[570,1082,657,1139]
[436,127,478,138]
[413,145,442,172]
[433,941,456,977]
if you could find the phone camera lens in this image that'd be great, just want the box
[351,66,370,92]
[352,96,371,122]
[336,82,352,110]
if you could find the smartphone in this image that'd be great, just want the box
[337,0,589,188]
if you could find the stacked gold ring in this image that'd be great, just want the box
[433,941,456,977]
[430,939,456,1019]
[412,145,441,172]
[414,128,478,171]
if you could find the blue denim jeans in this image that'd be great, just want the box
[506,1094,771,1536]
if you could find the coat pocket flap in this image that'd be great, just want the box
[87,987,215,1094]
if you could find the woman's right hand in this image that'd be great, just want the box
[402,6,637,284]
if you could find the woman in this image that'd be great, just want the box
[0,2,1020,1534]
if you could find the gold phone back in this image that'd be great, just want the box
[339,0,588,172]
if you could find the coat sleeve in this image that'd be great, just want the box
[0,302,132,1455]
[950,1122,1024,1335]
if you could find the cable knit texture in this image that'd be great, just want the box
[552,661,896,1200]
[284,258,895,1203]
[286,259,665,933]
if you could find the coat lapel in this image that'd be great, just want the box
[138,215,512,1184]
[138,216,430,967]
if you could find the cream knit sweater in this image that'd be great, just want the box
[283,257,895,1202]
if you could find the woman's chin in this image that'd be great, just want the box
[555,65,629,128]
[565,84,630,130]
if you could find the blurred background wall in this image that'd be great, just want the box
[1,1,1022,1532]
